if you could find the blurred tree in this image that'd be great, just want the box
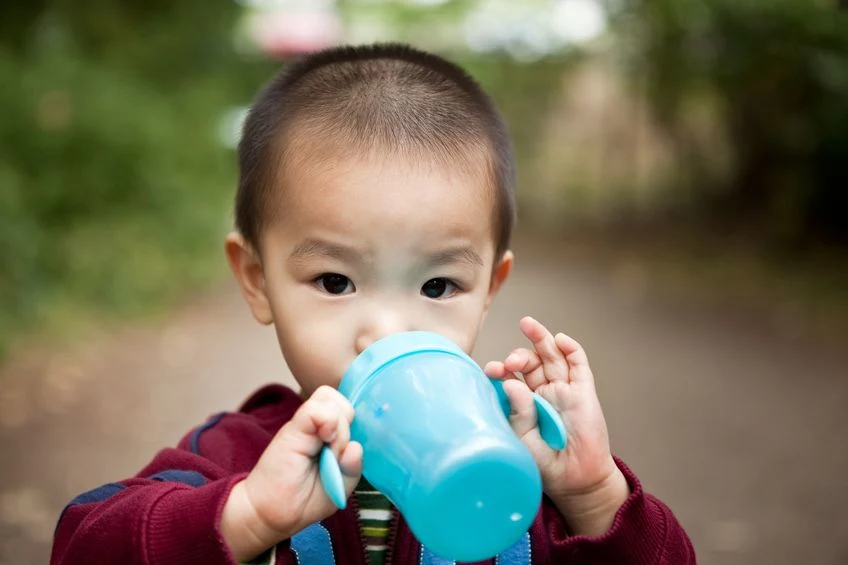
[0,0,243,83]
[0,1,273,358]
[616,0,848,246]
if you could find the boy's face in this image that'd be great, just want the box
[227,152,512,398]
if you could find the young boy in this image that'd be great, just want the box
[51,44,695,564]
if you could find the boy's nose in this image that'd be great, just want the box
[355,310,410,354]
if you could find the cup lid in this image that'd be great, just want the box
[339,331,474,402]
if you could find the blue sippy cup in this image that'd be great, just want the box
[318,331,567,562]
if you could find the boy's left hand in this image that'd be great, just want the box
[484,316,629,536]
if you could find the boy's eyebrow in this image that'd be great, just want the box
[289,239,362,263]
[428,246,484,267]
[289,240,483,267]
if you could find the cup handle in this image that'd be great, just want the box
[319,445,347,510]
[489,378,568,451]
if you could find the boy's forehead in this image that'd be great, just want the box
[278,137,495,213]
[270,144,497,251]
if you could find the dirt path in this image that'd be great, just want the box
[2,235,847,564]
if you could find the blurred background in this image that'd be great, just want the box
[1,0,846,563]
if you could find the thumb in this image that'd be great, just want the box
[339,440,364,494]
[503,379,538,440]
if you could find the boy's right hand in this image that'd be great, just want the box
[221,386,362,562]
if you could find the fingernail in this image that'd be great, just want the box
[506,353,520,364]
[327,431,337,443]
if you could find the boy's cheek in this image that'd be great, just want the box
[276,323,353,391]
[285,353,346,398]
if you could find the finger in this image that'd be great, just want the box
[520,317,569,382]
[484,360,507,379]
[311,406,341,444]
[327,414,351,460]
[338,441,363,482]
[339,440,363,499]
[502,379,539,440]
[338,396,355,423]
[554,333,595,385]
[308,386,356,445]
[484,360,521,380]
[314,386,355,422]
[503,347,546,390]
[503,348,540,373]
[283,401,339,457]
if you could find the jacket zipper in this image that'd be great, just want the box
[384,506,400,565]
[349,493,371,565]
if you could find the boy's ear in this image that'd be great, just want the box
[225,232,273,325]
[484,250,514,311]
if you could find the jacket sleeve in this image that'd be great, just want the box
[50,447,297,565]
[529,457,696,564]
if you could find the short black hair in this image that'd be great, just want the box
[235,43,516,257]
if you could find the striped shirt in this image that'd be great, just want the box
[354,476,393,565]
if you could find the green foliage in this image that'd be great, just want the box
[0,52,235,356]
[616,0,848,244]
[0,2,274,358]
[462,54,578,183]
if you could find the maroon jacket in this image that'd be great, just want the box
[52,384,696,564]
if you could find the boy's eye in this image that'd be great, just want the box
[421,278,458,299]
[315,273,354,295]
